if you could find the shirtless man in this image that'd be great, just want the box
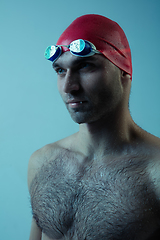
[28,14,160,240]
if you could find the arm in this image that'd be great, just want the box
[28,144,58,240]
[28,150,43,240]
[148,153,160,200]
[29,218,42,240]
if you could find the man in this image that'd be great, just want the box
[28,14,160,240]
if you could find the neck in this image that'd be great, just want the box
[76,108,137,157]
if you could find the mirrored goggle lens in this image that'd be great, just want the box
[69,39,96,56]
[69,39,85,53]
[44,46,62,62]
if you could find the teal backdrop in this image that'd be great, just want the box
[0,0,160,239]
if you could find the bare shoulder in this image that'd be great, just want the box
[28,142,58,190]
[132,127,160,199]
[145,134,160,199]
[27,133,78,191]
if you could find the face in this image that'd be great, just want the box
[53,52,124,124]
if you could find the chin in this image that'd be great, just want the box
[69,113,88,124]
[71,116,86,124]
[70,112,102,125]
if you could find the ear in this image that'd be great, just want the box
[120,71,132,100]
[120,71,132,85]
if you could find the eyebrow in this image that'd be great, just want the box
[52,56,98,69]
[52,62,60,69]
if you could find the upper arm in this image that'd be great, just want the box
[148,155,160,200]
[152,161,160,199]
[28,143,61,190]
[28,152,43,239]
[27,144,52,191]
[28,150,44,239]
[28,143,59,239]
[27,150,41,191]
[29,218,42,240]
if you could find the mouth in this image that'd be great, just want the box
[67,100,87,108]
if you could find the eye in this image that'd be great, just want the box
[54,67,66,75]
[79,62,92,69]
[78,60,97,73]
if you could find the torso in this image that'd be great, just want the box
[30,142,160,240]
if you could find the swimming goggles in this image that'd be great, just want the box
[45,39,101,62]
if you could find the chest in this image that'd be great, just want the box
[30,155,160,240]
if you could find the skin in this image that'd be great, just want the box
[28,51,160,240]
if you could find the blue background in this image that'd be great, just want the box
[0,0,160,239]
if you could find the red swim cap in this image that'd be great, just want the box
[57,14,132,79]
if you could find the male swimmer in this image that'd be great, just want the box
[28,14,160,240]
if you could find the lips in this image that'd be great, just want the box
[67,99,87,108]
[67,99,86,104]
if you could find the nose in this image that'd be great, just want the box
[63,70,80,93]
